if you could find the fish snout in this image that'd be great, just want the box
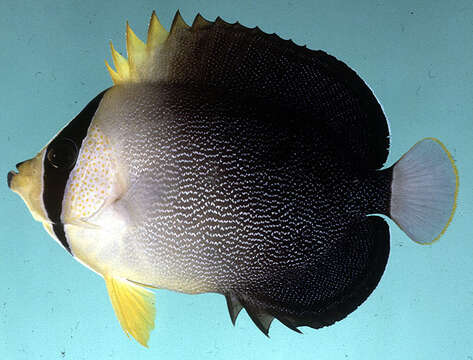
[7,151,48,222]
[8,159,28,189]
[7,157,37,192]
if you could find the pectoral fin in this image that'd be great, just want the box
[104,275,156,347]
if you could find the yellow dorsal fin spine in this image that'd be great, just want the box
[147,11,169,50]
[126,22,146,78]
[110,42,130,78]
[105,275,156,347]
[105,60,122,85]
[107,12,173,85]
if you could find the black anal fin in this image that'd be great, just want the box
[223,217,390,336]
[225,293,276,336]
[244,305,274,337]
[275,216,390,330]
[225,293,243,325]
[276,316,303,334]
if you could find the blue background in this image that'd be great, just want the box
[1,1,472,359]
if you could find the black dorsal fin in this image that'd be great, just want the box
[111,12,389,168]
[141,13,389,169]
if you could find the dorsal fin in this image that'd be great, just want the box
[106,11,389,169]
[170,10,190,33]
[192,13,212,29]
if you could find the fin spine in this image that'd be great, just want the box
[245,306,273,337]
[225,294,243,325]
[226,293,304,336]
[191,13,212,29]
[126,22,146,77]
[147,11,169,49]
[105,60,121,84]
[170,10,190,34]
[276,317,303,334]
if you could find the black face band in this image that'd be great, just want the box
[43,90,107,254]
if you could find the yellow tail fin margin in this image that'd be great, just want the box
[104,275,156,347]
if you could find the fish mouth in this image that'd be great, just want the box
[7,152,48,223]
[7,170,17,188]
[8,161,26,188]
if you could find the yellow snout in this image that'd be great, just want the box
[8,150,47,223]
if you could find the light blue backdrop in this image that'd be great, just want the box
[1,1,472,359]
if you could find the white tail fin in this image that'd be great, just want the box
[390,138,458,244]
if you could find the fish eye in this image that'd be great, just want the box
[47,138,78,170]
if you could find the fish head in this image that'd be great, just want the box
[7,90,126,260]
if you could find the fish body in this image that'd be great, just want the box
[8,12,458,346]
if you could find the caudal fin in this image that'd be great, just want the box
[390,138,458,244]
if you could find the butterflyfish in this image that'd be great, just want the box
[7,11,458,347]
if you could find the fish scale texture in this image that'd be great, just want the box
[97,83,392,326]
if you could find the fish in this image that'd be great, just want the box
[7,11,458,347]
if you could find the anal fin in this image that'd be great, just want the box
[276,316,303,334]
[244,305,274,337]
[104,275,156,347]
[225,294,243,325]
[226,293,300,336]
[223,217,389,336]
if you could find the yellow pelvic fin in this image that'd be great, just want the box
[104,275,156,347]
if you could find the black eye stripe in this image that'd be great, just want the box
[43,90,107,254]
